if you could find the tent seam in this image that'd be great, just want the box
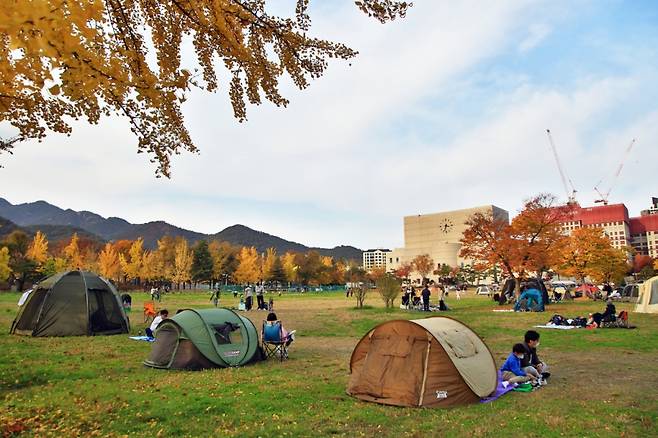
[418,335,432,406]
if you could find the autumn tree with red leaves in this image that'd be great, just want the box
[460,194,573,294]
[411,254,434,283]
[394,262,413,280]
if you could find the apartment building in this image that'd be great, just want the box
[362,248,391,272]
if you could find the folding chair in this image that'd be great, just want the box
[261,321,288,361]
[143,301,157,323]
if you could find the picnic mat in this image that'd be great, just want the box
[480,371,517,403]
[493,309,515,312]
[534,324,580,330]
[129,336,156,342]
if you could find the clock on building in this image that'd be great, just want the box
[440,218,454,234]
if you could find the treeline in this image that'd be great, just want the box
[458,194,655,287]
[0,231,362,291]
[385,194,657,288]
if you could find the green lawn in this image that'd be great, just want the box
[1,290,656,437]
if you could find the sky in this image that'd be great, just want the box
[1,0,658,250]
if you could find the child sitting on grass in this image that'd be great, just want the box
[501,343,537,385]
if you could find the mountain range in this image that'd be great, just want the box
[0,197,362,260]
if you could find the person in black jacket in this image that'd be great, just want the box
[520,330,550,381]
[590,299,617,326]
[421,284,431,311]
[601,299,616,322]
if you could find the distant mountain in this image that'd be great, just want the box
[0,197,362,260]
[212,224,308,253]
[22,224,105,244]
[0,216,21,237]
[0,216,105,244]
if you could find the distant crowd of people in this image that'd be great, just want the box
[401,281,454,312]
[238,282,274,312]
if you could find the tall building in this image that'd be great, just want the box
[560,198,658,258]
[387,205,509,280]
[362,249,391,272]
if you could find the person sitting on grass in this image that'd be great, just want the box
[601,299,617,323]
[520,330,550,382]
[145,309,168,338]
[501,343,537,384]
[265,312,295,346]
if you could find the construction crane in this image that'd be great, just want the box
[546,129,578,205]
[594,138,636,205]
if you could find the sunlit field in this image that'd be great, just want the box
[1,289,656,437]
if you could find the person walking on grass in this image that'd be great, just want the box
[210,288,220,307]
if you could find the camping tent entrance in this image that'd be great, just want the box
[348,317,497,408]
[87,288,127,335]
[11,289,49,335]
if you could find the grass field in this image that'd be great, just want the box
[1,289,656,437]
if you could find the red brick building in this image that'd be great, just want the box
[560,198,658,258]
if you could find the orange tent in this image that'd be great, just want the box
[347,316,497,408]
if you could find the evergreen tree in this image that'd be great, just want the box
[191,240,214,285]
[270,256,287,285]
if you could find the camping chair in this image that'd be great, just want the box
[261,320,288,361]
[143,301,157,323]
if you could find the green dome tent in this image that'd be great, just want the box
[144,308,262,370]
[10,270,130,337]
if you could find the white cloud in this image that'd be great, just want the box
[1,1,657,250]
[518,23,552,53]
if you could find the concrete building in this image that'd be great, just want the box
[362,248,391,272]
[387,205,509,280]
[640,197,658,216]
[559,198,658,258]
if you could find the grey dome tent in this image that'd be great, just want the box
[144,308,262,370]
[347,316,497,407]
[10,271,129,337]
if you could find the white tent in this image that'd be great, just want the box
[635,276,658,314]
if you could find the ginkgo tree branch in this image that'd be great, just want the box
[0,0,411,176]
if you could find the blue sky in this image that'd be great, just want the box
[1,1,657,250]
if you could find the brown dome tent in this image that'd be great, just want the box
[347,316,497,408]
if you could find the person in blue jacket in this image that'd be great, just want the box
[500,343,537,384]
[514,283,544,312]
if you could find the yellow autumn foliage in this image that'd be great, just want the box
[0,1,408,176]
